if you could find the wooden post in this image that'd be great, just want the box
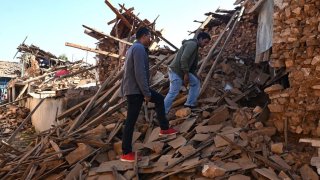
[12,85,16,102]
[15,84,28,101]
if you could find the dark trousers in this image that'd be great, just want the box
[122,89,169,154]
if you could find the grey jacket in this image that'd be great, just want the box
[120,41,151,97]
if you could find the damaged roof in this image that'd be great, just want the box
[0,61,21,78]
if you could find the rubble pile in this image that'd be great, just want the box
[267,0,320,136]
[0,0,319,179]
[203,3,257,62]
[30,63,96,93]
[0,105,30,139]
[0,61,21,78]
[8,44,98,99]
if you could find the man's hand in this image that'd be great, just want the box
[144,96,151,105]
[184,73,189,87]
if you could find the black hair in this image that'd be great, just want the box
[136,27,150,39]
[197,32,211,41]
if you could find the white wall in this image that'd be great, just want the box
[26,97,66,132]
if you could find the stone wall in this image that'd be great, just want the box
[267,0,320,136]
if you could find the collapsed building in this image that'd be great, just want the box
[7,43,98,132]
[0,0,320,179]
[0,61,21,100]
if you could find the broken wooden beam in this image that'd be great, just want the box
[83,25,133,46]
[118,4,179,50]
[65,42,124,59]
[104,0,132,29]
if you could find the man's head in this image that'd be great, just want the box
[197,32,211,48]
[136,27,152,47]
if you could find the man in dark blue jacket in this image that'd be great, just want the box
[120,27,177,162]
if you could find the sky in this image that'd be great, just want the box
[0,0,235,64]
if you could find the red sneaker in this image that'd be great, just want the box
[159,128,178,136]
[120,152,141,162]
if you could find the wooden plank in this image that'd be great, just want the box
[97,160,133,172]
[269,155,291,170]
[178,145,196,157]
[65,42,124,59]
[214,134,235,147]
[49,140,62,158]
[165,136,214,169]
[106,121,123,143]
[65,163,83,180]
[168,136,187,149]
[196,124,223,134]
[191,134,210,142]
[254,168,280,180]
[144,141,164,154]
[147,127,161,143]
[178,118,196,133]
[221,162,242,172]
[83,25,133,45]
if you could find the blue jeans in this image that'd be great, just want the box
[164,70,200,114]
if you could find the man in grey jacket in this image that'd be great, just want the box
[120,27,177,162]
